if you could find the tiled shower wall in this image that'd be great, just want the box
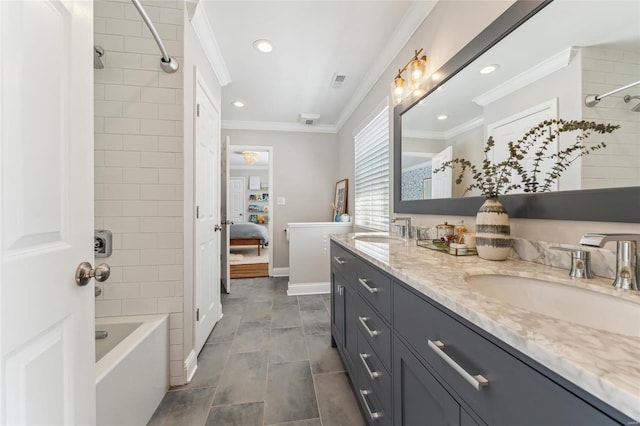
[94,0,185,384]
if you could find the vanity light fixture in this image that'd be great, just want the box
[391,48,427,105]
[480,64,500,75]
[241,151,259,165]
[253,39,273,53]
[232,100,245,108]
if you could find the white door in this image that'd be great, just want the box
[1,1,96,424]
[194,75,221,354]
[228,177,245,223]
[431,146,453,199]
[220,139,230,294]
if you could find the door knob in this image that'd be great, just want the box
[213,225,222,232]
[75,262,111,286]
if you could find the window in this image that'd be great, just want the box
[354,105,389,231]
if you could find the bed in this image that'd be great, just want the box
[230,223,269,255]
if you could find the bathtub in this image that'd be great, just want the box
[96,314,169,426]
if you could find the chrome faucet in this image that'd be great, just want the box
[392,217,412,239]
[580,233,639,291]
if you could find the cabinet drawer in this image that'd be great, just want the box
[357,331,391,416]
[331,243,357,282]
[355,260,391,321]
[355,297,391,372]
[394,284,620,426]
[355,367,392,426]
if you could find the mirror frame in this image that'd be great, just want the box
[393,0,640,223]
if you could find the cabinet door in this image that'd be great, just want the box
[394,337,460,426]
[331,272,346,348]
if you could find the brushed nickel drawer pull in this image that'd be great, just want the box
[358,278,379,293]
[428,339,489,391]
[358,316,380,337]
[333,256,346,265]
[359,389,383,420]
[359,353,382,380]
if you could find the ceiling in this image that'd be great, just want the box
[200,1,436,133]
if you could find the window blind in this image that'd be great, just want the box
[354,106,389,232]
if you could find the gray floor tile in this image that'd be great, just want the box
[272,305,302,329]
[207,313,241,343]
[205,402,264,426]
[148,387,215,426]
[305,333,345,374]
[269,327,309,364]
[177,341,230,389]
[268,418,322,426]
[264,361,319,424]
[273,293,299,309]
[212,351,268,406]
[314,372,365,426]
[231,320,271,353]
[241,301,273,323]
[300,309,331,335]
[222,299,245,315]
[297,295,327,311]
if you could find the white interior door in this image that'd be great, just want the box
[220,139,230,294]
[194,74,221,354]
[228,177,245,223]
[431,146,453,199]
[1,1,96,424]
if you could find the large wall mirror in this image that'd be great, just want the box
[394,0,640,222]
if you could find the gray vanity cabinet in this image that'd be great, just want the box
[330,241,631,426]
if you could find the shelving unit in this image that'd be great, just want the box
[247,190,269,224]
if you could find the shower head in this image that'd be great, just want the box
[94,46,105,70]
[624,95,640,112]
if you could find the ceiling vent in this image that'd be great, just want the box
[300,113,320,125]
[330,73,347,89]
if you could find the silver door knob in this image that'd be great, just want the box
[75,262,111,286]
[213,225,222,232]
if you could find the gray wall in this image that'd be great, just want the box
[223,129,338,269]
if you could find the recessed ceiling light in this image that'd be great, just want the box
[480,64,500,75]
[437,114,448,120]
[232,101,245,108]
[431,72,443,82]
[253,39,273,53]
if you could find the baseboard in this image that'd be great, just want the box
[287,281,330,296]
[185,349,198,383]
[272,267,290,277]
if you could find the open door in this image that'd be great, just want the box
[431,146,453,199]
[1,1,97,423]
[221,137,231,294]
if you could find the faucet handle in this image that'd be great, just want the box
[551,247,594,278]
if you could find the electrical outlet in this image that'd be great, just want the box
[95,229,112,258]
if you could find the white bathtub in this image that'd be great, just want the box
[95,314,169,426]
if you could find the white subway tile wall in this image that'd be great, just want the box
[94,0,185,386]
[582,47,640,189]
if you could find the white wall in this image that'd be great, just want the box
[223,129,338,269]
[337,0,639,247]
[94,0,185,383]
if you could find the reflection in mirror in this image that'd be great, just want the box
[400,0,640,202]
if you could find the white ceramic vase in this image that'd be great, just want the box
[475,198,511,261]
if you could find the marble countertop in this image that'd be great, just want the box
[330,233,640,421]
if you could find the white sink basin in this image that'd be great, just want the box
[465,274,640,338]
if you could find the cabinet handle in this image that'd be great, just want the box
[338,284,344,296]
[333,256,346,265]
[359,353,382,380]
[358,278,379,293]
[428,340,489,391]
[358,316,380,337]
[359,389,383,420]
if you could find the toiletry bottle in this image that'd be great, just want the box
[455,220,466,243]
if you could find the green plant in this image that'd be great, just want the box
[433,119,619,198]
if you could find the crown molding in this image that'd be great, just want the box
[222,120,337,134]
[335,1,437,132]
[190,4,232,87]
[403,116,484,140]
[473,47,576,106]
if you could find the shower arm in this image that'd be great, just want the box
[130,0,179,73]
[585,79,640,107]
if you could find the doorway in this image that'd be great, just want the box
[227,146,274,279]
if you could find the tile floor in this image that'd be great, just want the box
[148,277,365,426]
